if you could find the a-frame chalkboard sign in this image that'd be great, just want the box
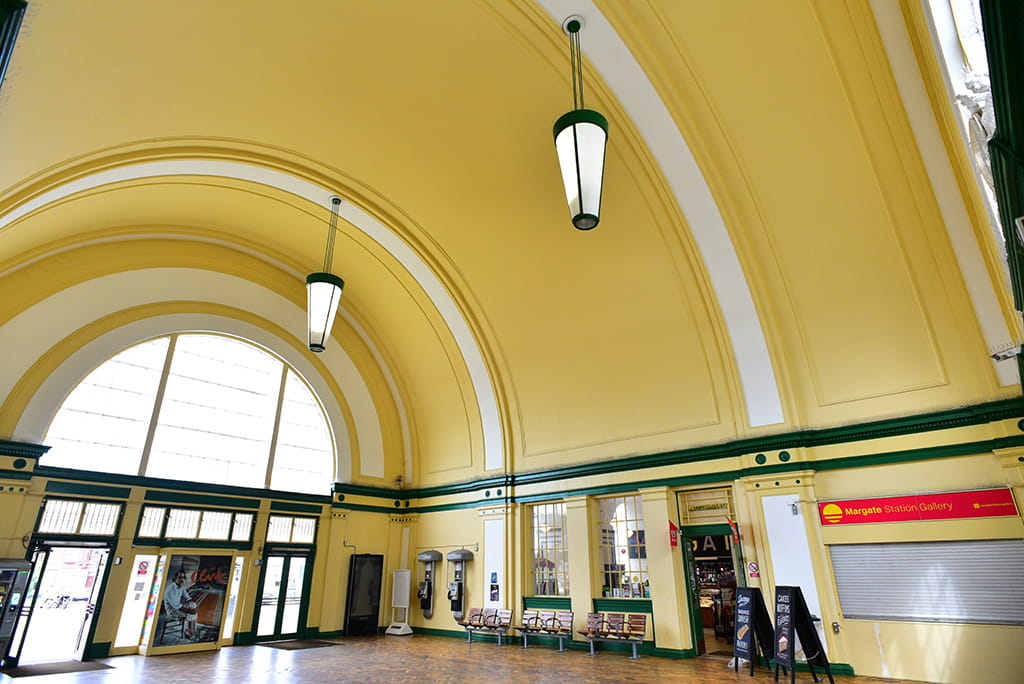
[774,586,835,684]
[733,587,775,676]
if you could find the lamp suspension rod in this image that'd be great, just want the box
[569,21,584,110]
[323,196,341,273]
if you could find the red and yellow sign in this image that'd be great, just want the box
[818,488,1019,525]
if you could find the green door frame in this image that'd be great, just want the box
[251,548,315,641]
[679,523,740,655]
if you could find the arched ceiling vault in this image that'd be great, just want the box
[0,0,1019,485]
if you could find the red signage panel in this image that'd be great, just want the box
[818,488,1019,525]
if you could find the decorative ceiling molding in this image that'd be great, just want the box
[0,159,506,471]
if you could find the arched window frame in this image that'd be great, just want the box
[41,332,336,495]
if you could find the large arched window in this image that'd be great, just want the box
[42,334,335,495]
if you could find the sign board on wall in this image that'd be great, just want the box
[818,488,1018,526]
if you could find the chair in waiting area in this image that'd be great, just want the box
[577,612,647,658]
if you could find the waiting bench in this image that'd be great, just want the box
[515,609,574,651]
[457,607,514,645]
[576,612,647,659]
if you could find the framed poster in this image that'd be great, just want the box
[144,554,231,654]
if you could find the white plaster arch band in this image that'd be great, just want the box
[2,269,381,482]
[0,160,506,470]
[538,0,785,427]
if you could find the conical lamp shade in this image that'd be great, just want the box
[554,108,608,230]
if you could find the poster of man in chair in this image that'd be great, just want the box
[154,554,230,647]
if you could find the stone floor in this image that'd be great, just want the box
[0,634,932,684]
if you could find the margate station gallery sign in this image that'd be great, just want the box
[818,488,1019,525]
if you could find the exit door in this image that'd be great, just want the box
[6,546,110,666]
[254,552,312,640]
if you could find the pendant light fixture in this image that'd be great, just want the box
[553,16,608,230]
[306,196,345,353]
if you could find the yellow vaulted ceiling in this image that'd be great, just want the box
[0,0,1017,486]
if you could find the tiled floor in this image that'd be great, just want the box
[0,634,931,684]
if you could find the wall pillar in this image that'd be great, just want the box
[639,486,692,652]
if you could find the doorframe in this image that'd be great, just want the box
[680,523,741,655]
[251,546,315,642]
[9,540,116,666]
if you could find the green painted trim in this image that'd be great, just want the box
[270,500,323,514]
[0,439,47,458]
[0,469,33,481]
[45,480,131,499]
[233,631,256,645]
[680,524,731,536]
[144,489,261,509]
[131,538,253,551]
[650,646,697,659]
[331,502,411,514]
[593,598,653,612]
[306,628,344,639]
[414,627,468,640]
[31,533,116,545]
[790,662,855,677]
[83,641,111,660]
[34,465,330,505]
[523,596,572,610]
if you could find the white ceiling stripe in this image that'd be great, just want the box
[537,0,785,426]
[0,159,506,470]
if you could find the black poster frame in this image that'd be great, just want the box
[733,586,774,676]
[773,586,835,684]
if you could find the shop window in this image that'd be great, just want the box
[41,333,335,496]
[830,539,1024,625]
[136,505,253,543]
[530,502,569,596]
[37,498,121,536]
[596,495,649,598]
[265,515,317,544]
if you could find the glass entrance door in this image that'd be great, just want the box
[7,546,110,665]
[255,553,310,640]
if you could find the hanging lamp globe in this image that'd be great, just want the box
[306,271,345,353]
[306,196,345,353]
[554,108,608,230]
[553,17,608,231]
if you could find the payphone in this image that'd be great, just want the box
[416,550,442,618]
[445,548,473,619]
[0,559,32,666]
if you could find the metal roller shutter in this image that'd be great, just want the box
[829,539,1024,625]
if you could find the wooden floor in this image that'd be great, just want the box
[0,634,932,684]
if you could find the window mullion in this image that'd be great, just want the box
[138,334,178,477]
[264,365,288,489]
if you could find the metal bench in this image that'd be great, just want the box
[576,611,647,658]
[459,607,514,645]
[516,609,573,651]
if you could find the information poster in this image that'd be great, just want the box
[733,587,773,675]
[153,554,230,648]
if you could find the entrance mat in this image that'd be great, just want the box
[258,639,340,650]
[708,650,735,656]
[0,661,113,677]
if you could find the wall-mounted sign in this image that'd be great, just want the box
[818,488,1018,526]
[669,520,679,547]
[747,561,760,578]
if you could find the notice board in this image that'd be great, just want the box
[774,585,834,684]
[733,586,774,676]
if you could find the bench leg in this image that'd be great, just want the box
[555,635,566,652]
[466,630,472,643]
[588,639,596,655]
[521,633,529,649]
[630,642,640,659]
